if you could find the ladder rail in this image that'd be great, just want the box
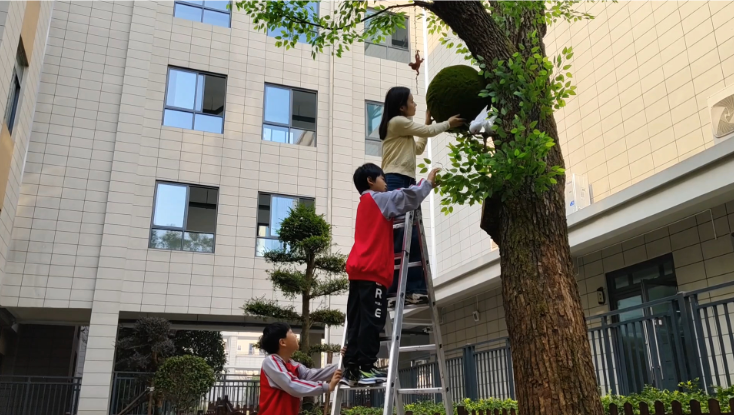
[383,210,414,415]
[414,209,454,415]
[329,209,451,415]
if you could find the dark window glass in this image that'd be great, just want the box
[364,9,410,64]
[263,84,317,146]
[174,0,230,28]
[256,194,315,256]
[5,41,27,134]
[365,101,383,156]
[150,182,218,253]
[164,68,226,133]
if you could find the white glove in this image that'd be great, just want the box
[469,106,497,135]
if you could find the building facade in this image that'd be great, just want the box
[423,0,734,399]
[0,1,428,413]
[0,0,733,413]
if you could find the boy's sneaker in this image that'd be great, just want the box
[368,367,388,381]
[406,293,429,305]
[340,367,359,387]
[357,368,386,385]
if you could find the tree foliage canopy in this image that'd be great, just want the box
[154,355,216,412]
[242,203,347,367]
[234,0,594,229]
[115,317,226,376]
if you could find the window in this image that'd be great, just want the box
[364,9,410,63]
[267,2,319,43]
[174,1,231,28]
[262,84,317,146]
[5,42,28,134]
[256,193,315,256]
[365,101,383,156]
[149,182,218,253]
[163,67,226,134]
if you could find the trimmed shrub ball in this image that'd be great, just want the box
[426,65,488,126]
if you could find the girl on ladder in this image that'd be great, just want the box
[378,86,463,306]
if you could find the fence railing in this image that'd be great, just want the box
[109,372,260,415]
[107,281,734,411]
[0,376,81,415]
[353,280,734,407]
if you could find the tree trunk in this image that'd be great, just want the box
[498,119,602,415]
[426,3,604,415]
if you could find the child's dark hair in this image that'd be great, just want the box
[260,322,291,354]
[379,86,411,140]
[353,163,384,194]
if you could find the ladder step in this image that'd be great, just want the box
[397,387,443,395]
[337,384,385,391]
[394,261,422,270]
[399,344,436,353]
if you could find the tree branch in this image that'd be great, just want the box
[244,2,423,31]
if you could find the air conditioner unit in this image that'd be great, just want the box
[565,173,590,216]
[708,85,734,145]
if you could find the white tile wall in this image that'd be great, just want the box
[0,1,54,306]
[0,2,428,412]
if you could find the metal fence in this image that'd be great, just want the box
[97,281,734,411]
[0,376,81,415]
[341,280,734,408]
[109,372,260,415]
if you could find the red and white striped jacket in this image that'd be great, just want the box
[258,354,336,415]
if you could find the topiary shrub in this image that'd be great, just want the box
[154,355,215,414]
[426,65,489,125]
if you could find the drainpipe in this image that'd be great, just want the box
[422,10,438,273]
[325,37,336,347]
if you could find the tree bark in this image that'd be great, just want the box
[426,3,604,415]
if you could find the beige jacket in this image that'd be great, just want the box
[381,116,450,179]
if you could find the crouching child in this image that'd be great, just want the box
[258,322,342,415]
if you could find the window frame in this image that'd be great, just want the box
[162,66,227,134]
[365,100,383,157]
[173,0,232,28]
[364,8,411,60]
[149,181,219,253]
[266,1,319,44]
[256,192,315,257]
[5,41,27,134]
[262,83,318,146]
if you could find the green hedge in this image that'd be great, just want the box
[338,381,734,415]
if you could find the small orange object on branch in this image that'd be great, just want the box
[409,50,424,76]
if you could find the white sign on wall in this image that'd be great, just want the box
[565,173,590,216]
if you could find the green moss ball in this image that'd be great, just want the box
[426,65,488,124]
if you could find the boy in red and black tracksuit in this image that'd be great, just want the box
[343,163,439,386]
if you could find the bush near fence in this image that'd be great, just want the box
[343,399,734,415]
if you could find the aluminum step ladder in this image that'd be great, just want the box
[328,210,453,415]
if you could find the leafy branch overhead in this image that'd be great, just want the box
[235,1,591,217]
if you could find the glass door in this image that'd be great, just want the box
[607,254,678,393]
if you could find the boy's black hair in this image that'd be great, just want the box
[260,322,291,354]
[353,163,384,194]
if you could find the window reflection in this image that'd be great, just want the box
[256,193,315,256]
[174,0,230,28]
[263,85,317,146]
[164,68,226,133]
[150,182,218,253]
[364,9,410,64]
[365,102,383,156]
